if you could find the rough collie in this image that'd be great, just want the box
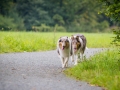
[70,34,87,65]
[57,36,71,68]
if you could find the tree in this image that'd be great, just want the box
[0,0,13,16]
[16,0,52,30]
[0,0,112,32]
[0,0,25,31]
[99,0,120,51]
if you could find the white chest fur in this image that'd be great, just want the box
[59,48,70,58]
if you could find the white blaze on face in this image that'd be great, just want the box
[71,35,81,53]
[62,41,66,50]
[58,37,69,50]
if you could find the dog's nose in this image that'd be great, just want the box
[62,46,66,50]
[63,46,66,48]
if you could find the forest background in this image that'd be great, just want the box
[0,0,118,32]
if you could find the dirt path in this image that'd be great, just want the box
[0,48,105,90]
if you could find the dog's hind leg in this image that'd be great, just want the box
[80,52,86,62]
[80,49,85,62]
[81,53,84,61]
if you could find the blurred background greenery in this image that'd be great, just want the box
[0,0,119,32]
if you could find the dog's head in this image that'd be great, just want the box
[71,35,81,52]
[58,37,70,50]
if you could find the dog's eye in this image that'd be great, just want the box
[59,40,61,42]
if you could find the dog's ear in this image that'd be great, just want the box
[59,37,62,42]
[71,35,74,40]
[76,36,79,42]
[66,38,69,42]
[66,37,69,41]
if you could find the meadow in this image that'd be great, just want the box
[0,31,119,90]
[0,31,114,53]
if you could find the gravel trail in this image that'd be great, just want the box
[0,48,105,90]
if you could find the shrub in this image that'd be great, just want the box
[32,24,66,32]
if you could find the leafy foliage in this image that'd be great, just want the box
[0,0,115,32]
[99,0,120,22]
[99,0,120,51]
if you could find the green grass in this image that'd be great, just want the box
[0,31,119,90]
[0,31,114,53]
[64,50,120,90]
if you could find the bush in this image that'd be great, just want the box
[0,15,15,31]
[32,24,53,32]
[56,26,66,32]
[95,21,109,32]
[0,14,25,31]
[32,24,66,32]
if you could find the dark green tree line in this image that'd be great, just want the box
[0,0,114,32]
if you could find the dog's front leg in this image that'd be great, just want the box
[74,54,78,65]
[64,57,69,68]
[60,57,65,68]
[71,54,74,62]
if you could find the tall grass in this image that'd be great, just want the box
[0,32,55,53]
[64,50,120,90]
[0,31,114,53]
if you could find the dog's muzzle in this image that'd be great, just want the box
[62,46,65,50]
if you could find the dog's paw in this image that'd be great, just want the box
[65,64,68,68]
[74,62,78,65]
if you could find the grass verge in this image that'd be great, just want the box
[64,49,120,90]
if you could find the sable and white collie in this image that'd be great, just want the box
[57,36,71,68]
[70,34,87,65]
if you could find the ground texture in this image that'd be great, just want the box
[0,48,105,90]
